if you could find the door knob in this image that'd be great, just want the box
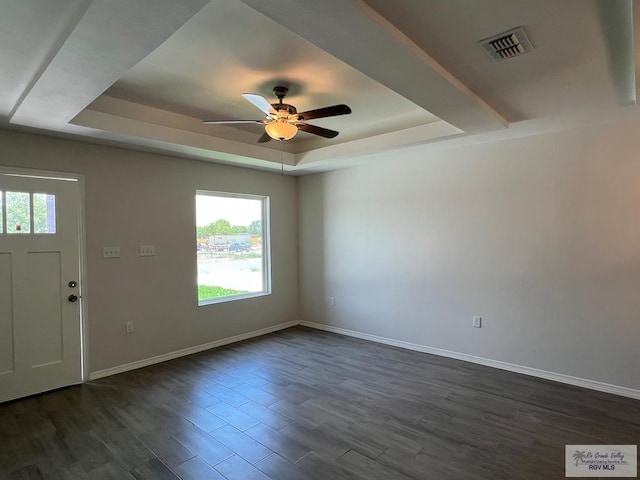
[68,294,78,303]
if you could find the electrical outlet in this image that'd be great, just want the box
[330,297,336,307]
[140,245,155,257]
[473,316,482,328]
[125,322,135,334]
[103,247,120,258]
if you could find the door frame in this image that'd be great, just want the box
[0,165,89,382]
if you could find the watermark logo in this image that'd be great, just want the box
[566,445,637,477]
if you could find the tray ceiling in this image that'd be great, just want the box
[0,0,635,174]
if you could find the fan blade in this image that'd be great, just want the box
[242,93,274,116]
[257,132,271,143]
[297,122,339,138]
[296,104,351,121]
[203,119,264,125]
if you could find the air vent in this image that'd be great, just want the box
[478,26,533,61]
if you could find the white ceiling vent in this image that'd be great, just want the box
[478,26,533,61]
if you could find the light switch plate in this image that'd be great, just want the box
[140,245,155,256]
[103,247,120,258]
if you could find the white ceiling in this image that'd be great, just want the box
[0,0,636,174]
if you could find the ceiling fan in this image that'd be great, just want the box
[203,86,351,142]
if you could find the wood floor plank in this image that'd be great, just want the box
[337,449,414,480]
[46,461,87,480]
[83,461,135,480]
[100,430,155,472]
[208,424,273,464]
[278,421,351,461]
[138,429,195,468]
[129,458,180,480]
[6,464,45,480]
[204,384,251,407]
[173,404,227,433]
[255,453,314,480]
[295,451,368,480]
[244,423,311,463]
[171,426,234,468]
[236,401,291,430]
[214,454,271,480]
[173,456,226,480]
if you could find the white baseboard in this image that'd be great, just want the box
[90,319,640,400]
[89,321,298,380]
[299,321,640,400]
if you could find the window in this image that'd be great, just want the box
[0,191,56,235]
[196,191,270,305]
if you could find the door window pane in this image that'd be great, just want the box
[6,192,31,234]
[33,193,56,234]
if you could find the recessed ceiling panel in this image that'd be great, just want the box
[102,0,440,150]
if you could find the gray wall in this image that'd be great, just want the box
[0,129,299,373]
[299,116,640,390]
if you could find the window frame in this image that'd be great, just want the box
[195,190,271,306]
[0,190,58,235]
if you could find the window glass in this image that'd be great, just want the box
[33,193,56,234]
[196,192,269,305]
[6,192,31,234]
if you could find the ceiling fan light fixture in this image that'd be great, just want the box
[265,118,298,141]
[204,86,350,142]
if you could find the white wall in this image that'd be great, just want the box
[0,129,299,373]
[299,115,640,391]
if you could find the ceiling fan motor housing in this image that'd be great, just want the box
[272,103,297,116]
[271,87,297,116]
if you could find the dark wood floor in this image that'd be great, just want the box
[1,326,638,479]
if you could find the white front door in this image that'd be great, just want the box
[0,172,83,403]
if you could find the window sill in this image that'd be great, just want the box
[198,291,271,306]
